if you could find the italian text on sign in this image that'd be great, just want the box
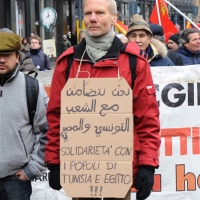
[60,78,133,198]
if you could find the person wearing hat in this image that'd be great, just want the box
[0,32,48,199]
[126,14,174,66]
[167,33,180,52]
[61,34,71,53]
[177,28,200,65]
[0,28,37,72]
[165,33,183,66]
[149,23,164,42]
[148,25,183,66]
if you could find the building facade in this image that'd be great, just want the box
[0,0,76,57]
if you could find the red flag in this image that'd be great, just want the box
[150,0,178,35]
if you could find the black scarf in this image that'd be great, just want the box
[30,48,40,55]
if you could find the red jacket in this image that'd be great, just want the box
[45,37,160,180]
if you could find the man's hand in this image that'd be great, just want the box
[135,166,155,200]
[48,164,62,190]
[15,170,28,180]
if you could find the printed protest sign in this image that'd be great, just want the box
[43,39,56,57]
[60,78,133,198]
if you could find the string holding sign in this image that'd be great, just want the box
[74,49,90,88]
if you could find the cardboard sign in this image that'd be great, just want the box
[60,78,133,198]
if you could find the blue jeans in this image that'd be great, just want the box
[0,174,32,200]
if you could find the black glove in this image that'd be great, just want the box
[48,164,62,190]
[135,165,155,200]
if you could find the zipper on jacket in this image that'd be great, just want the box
[0,86,2,97]
[18,130,28,158]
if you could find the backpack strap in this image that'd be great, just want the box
[128,54,137,89]
[120,43,137,89]
[66,46,77,82]
[66,53,74,82]
[25,72,39,126]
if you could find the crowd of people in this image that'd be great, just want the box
[0,0,200,200]
[120,14,200,67]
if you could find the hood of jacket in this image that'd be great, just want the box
[19,51,37,72]
[0,62,20,86]
[148,38,168,62]
[19,51,27,63]
[146,38,174,66]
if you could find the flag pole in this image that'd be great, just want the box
[164,0,200,30]
[156,0,161,25]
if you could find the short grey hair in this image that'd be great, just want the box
[180,28,199,47]
[83,0,118,15]
[153,35,165,43]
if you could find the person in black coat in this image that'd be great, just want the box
[165,33,183,66]
[149,24,183,66]
[167,49,183,66]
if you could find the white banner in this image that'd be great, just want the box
[31,65,200,199]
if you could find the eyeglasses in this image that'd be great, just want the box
[31,42,39,44]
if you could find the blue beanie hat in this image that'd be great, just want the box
[149,23,164,36]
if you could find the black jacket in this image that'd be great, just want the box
[167,50,183,66]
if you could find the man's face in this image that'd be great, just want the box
[184,32,200,53]
[167,39,179,52]
[30,39,41,49]
[83,0,117,37]
[0,53,19,77]
[127,30,152,51]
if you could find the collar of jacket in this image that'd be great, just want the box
[0,63,20,86]
[147,36,170,63]
[179,46,200,57]
[147,43,159,63]
[73,36,124,61]
[151,37,168,56]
